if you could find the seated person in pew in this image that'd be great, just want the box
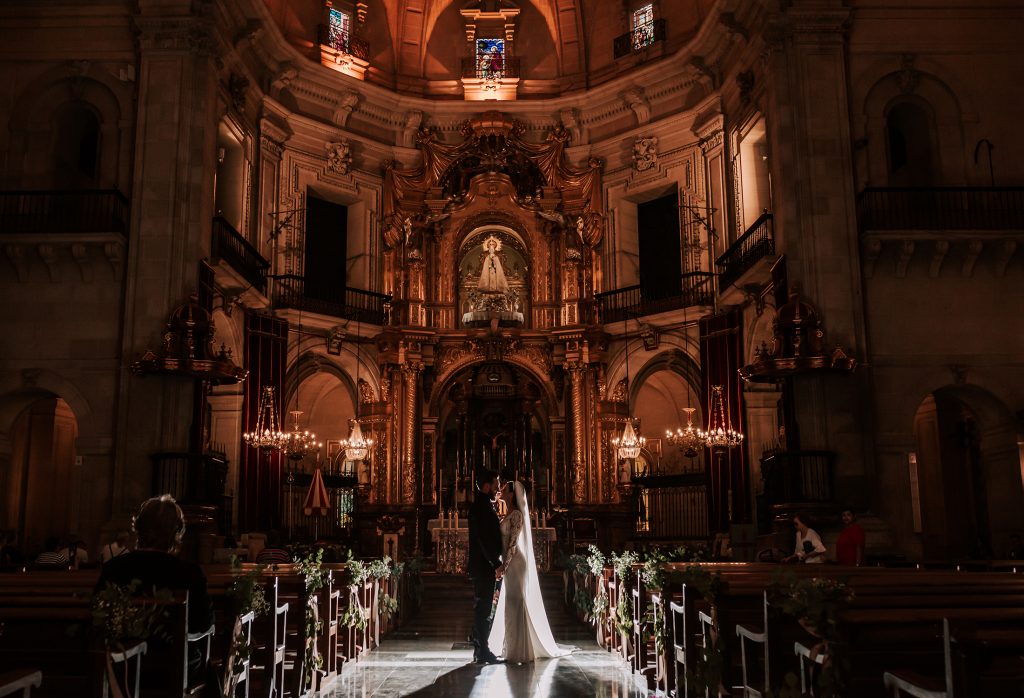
[100,530,131,563]
[96,494,214,636]
[66,536,90,569]
[255,530,291,566]
[35,536,70,567]
[835,507,865,566]
[782,513,826,564]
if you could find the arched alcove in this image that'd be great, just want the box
[912,385,1022,559]
[631,353,704,476]
[885,99,938,186]
[2,394,79,552]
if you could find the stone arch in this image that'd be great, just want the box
[862,65,968,186]
[0,370,92,437]
[910,383,1022,558]
[427,354,558,420]
[8,68,129,191]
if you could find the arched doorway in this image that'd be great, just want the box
[2,394,80,552]
[912,386,1023,559]
[435,361,551,512]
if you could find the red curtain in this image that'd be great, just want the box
[239,312,288,532]
[699,310,750,532]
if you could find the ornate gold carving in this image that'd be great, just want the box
[609,378,628,403]
[357,378,376,404]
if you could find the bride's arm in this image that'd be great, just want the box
[500,511,524,571]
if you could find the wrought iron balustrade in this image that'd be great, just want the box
[613,18,667,59]
[0,189,128,235]
[460,56,521,79]
[716,212,775,289]
[595,271,715,324]
[857,187,1024,232]
[760,450,835,506]
[317,24,369,61]
[211,216,269,294]
[273,274,392,325]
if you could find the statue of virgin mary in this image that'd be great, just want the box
[477,235,509,294]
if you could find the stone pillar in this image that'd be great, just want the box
[566,361,587,503]
[401,363,421,504]
[112,8,220,514]
[743,387,782,521]
[763,1,871,501]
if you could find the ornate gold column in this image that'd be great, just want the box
[402,363,421,504]
[566,360,587,503]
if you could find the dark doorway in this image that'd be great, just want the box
[304,193,347,302]
[638,190,681,300]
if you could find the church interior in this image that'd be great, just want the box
[0,0,1022,696]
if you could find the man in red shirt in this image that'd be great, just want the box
[835,508,866,566]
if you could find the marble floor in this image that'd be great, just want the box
[326,573,648,697]
[326,636,648,697]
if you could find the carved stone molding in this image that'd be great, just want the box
[326,139,352,175]
[632,136,658,172]
[621,87,651,125]
[862,233,1022,279]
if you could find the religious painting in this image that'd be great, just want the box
[458,229,529,326]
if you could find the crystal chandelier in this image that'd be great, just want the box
[613,311,646,461]
[666,407,703,458]
[243,385,288,452]
[613,419,646,460]
[698,385,744,450]
[283,410,322,461]
[340,318,374,463]
[340,418,373,462]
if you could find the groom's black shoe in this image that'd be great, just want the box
[480,653,506,665]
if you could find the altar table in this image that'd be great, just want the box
[430,526,557,574]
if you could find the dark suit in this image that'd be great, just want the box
[467,490,502,657]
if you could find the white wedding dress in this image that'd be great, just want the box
[488,481,573,662]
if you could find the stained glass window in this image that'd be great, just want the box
[475,38,506,79]
[632,4,655,50]
[328,8,352,54]
[337,487,355,529]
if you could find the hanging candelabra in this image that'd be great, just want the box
[612,311,646,462]
[339,318,374,463]
[698,385,744,450]
[243,385,289,452]
[666,406,704,458]
[283,410,322,461]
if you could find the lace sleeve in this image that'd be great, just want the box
[504,510,524,564]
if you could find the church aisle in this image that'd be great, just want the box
[327,573,647,697]
[326,637,647,698]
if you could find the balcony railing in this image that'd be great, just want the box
[460,56,522,80]
[761,450,835,506]
[317,25,369,61]
[211,216,269,294]
[595,271,715,324]
[857,187,1024,232]
[613,18,667,59]
[0,189,129,235]
[716,212,775,289]
[273,274,391,325]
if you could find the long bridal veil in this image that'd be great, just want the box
[488,480,574,659]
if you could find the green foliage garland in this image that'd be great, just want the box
[92,580,171,652]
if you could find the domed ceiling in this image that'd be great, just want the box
[262,0,717,96]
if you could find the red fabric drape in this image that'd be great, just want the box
[699,310,750,532]
[239,312,288,532]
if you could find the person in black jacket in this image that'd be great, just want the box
[467,469,505,664]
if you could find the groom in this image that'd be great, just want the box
[467,468,505,664]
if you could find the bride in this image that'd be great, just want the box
[488,480,574,662]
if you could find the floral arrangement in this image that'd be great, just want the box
[405,554,424,609]
[772,573,853,641]
[610,550,640,582]
[222,559,270,695]
[585,545,606,577]
[92,580,170,651]
[367,556,392,580]
[377,590,399,623]
[294,550,327,689]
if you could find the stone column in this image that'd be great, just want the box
[401,363,421,504]
[566,361,587,503]
[763,1,871,501]
[112,10,221,514]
